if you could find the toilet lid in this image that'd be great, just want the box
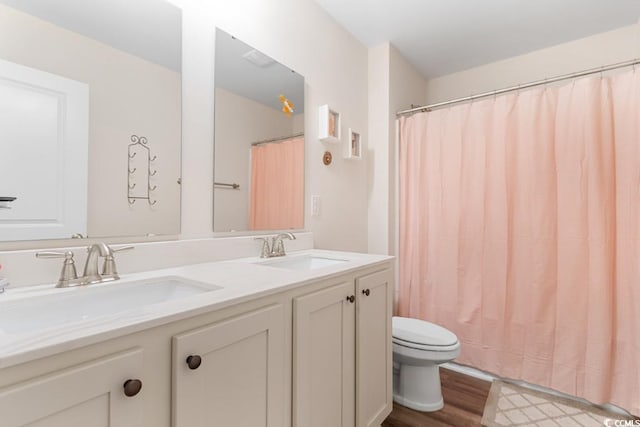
[392,316,458,347]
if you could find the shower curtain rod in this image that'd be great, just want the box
[396,58,640,117]
[251,132,304,146]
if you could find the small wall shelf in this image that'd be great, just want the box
[345,128,362,159]
[318,104,340,143]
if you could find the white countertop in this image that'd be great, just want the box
[0,249,392,369]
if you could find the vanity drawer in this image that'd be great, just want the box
[0,348,144,427]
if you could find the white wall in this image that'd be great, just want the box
[0,4,182,239]
[213,87,300,232]
[367,43,426,256]
[425,24,640,104]
[367,44,390,256]
[176,0,370,252]
[388,46,427,257]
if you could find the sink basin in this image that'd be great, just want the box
[257,254,348,271]
[0,276,221,335]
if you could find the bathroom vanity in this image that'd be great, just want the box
[0,250,393,427]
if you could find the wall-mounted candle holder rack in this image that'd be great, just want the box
[127,135,157,205]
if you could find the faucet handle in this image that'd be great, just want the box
[36,251,79,287]
[35,251,70,259]
[101,246,134,280]
[272,238,285,256]
[254,237,271,258]
[0,278,9,294]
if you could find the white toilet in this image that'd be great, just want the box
[392,316,461,412]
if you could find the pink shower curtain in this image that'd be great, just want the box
[398,70,640,414]
[249,137,304,230]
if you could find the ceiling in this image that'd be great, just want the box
[313,0,640,78]
[0,0,181,71]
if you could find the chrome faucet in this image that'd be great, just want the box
[255,232,296,258]
[36,243,133,287]
[83,243,134,284]
[83,242,112,284]
[272,232,296,256]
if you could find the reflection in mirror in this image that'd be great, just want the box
[0,0,182,242]
[214,29,305,233]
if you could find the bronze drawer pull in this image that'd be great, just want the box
[123,379,142,397]
[186,355,202,370]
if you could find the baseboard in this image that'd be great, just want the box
[441,362,495,382]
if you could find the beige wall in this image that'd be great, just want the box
[213,87,300,232]
[176,0,369,252]
[0,5,181,239]
[425,24,640,104]
[388,46,427,256]
[367,44,391,255]
[367,43,426,256]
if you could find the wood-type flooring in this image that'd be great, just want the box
[382,368,491,427]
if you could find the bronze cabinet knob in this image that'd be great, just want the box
[346,295,355,303]
[362,289,370,297]
[123,379,142,397]
[186,355,202,370]
[323,151,333,166]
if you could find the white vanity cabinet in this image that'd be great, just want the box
[172,303,287,427]
[0,255,393,427]
[293,279,356,427]
[0,348,145,427]
[355,269,394,427]
[293,268,393,427]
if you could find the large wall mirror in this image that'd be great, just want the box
[213,28,305,233]
[0,0,182,242]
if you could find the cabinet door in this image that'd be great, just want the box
[356,269,393,427]
[172,304,285,427]
[0,348,144,427]
[293,281,355,427]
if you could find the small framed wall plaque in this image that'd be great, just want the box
[345,128,362,159]
[318,104,340,143]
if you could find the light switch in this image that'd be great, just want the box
[311,195,320,217]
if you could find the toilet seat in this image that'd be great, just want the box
[393,338,460,352]
[392,316,459,351]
